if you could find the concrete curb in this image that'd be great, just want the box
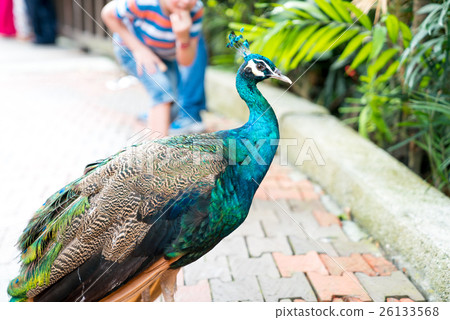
[206,68,450,301]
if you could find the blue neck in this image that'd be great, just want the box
[224,74,279,186]
[236,75,279,141]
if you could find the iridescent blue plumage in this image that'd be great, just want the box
[167,53,289,268]
[8,38,291,301]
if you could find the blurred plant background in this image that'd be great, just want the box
[203,0,449,195]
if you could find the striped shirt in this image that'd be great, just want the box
[115,0,203,60]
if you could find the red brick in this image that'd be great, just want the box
[342,296,364,302]
[269,164,290,175]
[300,189,320,201]
[280,188,303,200]
[362,254,397,276]
[320,254,376,276]
[175,280,212,302]
[273,251,328,277]
[294,299,306,302]
[310,200,327,211]
[400,298,415,302]
[277,176,298,189]
[313,210,342,227]
[254,187,268,200]
[307,272,372,302]
[387,297,415,302]
[260,177,280,189]
[332,296,363,302]
[266,188,292,200]
[296,179,314,189]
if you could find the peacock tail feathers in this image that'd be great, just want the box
[8,241,63,300]
[8,152,117,301]
[18,181,80,251]
[9,193,91,300]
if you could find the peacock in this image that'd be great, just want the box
[7,32,291,302]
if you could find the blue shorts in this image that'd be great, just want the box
[113,43,180,108]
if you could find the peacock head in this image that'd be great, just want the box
[238,54,292,85]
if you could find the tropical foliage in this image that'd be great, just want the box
[398,1,450,192]
[202,0,272,65]
[205,0,449,194]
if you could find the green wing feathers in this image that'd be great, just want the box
[8,184,90,301]
[8,145,127,301]
[8,138,229,301]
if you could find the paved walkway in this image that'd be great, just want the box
[0,38,425,302]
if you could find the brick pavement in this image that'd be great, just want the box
[0,38,426,302]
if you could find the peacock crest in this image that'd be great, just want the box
[226,28,251,57]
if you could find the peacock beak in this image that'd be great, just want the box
[269,68,292,84]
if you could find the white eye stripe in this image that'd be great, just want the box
[246,60,265,77]
[254,59,275,74]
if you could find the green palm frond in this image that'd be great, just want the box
[230,0,377,72]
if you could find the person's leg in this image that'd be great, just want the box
[148,102,171,136]
[24,0,39,39]
[36,0,56,44]
[179,35,207,120]
[114,43,177,137]
[170,35,207,134]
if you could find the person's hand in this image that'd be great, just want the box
[170,10,192,43]
[132,45,167,75]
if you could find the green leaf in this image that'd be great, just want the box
[306,24,346,60]
[417,3,442,15]
[438,1,449,27]
[358,106,371,138]
[350,41,372,69]
[368,48,399,79]
[290,25,330,67]
[387,132,425,152]
[338,32,370,61]
[283,7,315,20]
[339,106,363,113]
[372,113,392,141]
[278,25,303,69]
[258,21,291,61]
[327,28,360,50]
[386,15,399,44]
[440,157,450,170]
[283,1,329,21]
[330,0,353,23]
[285,24,321,70]
[410,28,428,51]
[251,17,277,28]
[254,2,270,9]
[359,75,371,83]
[399,22,412,47]
[370,26,387,60]
[315,0,343,22]
[404,45,431,87]
[376,60,400,83]
[410,104,450,116]
[342,117,359,125]
[342,2,372,30]
[228,23,265,37]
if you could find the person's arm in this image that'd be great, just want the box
[101,2,167,74]
[170,10,198,66]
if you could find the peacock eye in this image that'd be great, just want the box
[245,67,252,74]
[256,63,266,71]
